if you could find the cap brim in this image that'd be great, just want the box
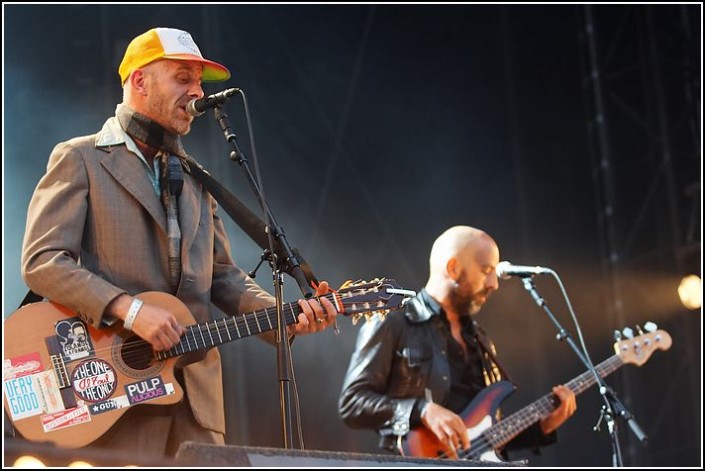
[163,53,231,82]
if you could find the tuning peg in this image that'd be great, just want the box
[622,327,634,339]
[613,330,622,341]
[643,321,657,332]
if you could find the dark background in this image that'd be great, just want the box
[3,4,701,467]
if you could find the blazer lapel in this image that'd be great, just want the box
[100,148,167,234]
[178,170,202,254]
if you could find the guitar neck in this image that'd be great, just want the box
[150,279,411,361]
[483,354,624,449]
[155,302,299,360]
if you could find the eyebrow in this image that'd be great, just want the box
[479,262,496,271]
[172,63,203,77]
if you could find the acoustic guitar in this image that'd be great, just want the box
[3,278,412,448]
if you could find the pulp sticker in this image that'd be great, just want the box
[71,359,117,403]
[3,353,43,381]
[4,374,42,420]
[89,395,131,415]
[35,370,64,414]
[55,317,94,361]
[125,376,168,405]
[41,405,91,433]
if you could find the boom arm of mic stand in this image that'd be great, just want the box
[213,106,315,298]
[521,278,580,358]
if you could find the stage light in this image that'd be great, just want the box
[68,460,94,467]
[678,274,702,310]
[4,439,179,467]
[12,455,47,467]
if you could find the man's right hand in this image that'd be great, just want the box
[420,402,470,459]
[108,294,184,351]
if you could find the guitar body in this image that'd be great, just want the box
[3,292,191,448]
[400,381,515,461]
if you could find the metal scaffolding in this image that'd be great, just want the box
[578,4,701,466]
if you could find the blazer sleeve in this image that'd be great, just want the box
[208,195,275,315]
[21,142,126,326]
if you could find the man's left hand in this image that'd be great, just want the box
[540,385,577,434]
[290,281,338,335]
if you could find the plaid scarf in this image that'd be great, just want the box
[116,104,187,159]
[116,104,184,292]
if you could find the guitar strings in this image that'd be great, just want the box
[28,284,394,368]
[56,291,390,367]
[434,356,621,460]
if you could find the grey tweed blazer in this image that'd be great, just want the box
[21,125,274,435]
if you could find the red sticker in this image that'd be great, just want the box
[3,352,43,381]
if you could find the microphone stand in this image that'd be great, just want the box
[212,104,312,449]
[520,277,647,467]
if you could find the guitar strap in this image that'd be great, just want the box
[183,157,318,285]
[473,322,513,384]
[183,157,273,257]
[19,290,43,308]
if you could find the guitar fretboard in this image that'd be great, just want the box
[478,354,623,451]
[155,303,299,360]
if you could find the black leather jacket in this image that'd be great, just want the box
[339,289,554,455]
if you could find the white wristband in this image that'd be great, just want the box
[124,298,143,331]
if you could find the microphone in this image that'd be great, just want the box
[186,88,241,116]
[496,261,552,279]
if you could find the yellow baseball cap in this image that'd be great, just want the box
[119,27,231,85]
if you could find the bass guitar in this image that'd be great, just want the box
[399,328,671,461]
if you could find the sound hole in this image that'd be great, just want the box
[120,335,157,370]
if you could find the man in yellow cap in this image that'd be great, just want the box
[20,27,338,457]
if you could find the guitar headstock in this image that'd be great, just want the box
[614,325,672,367]
[335,278,415,324]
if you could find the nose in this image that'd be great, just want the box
[189,81,204,99]
[487,271,499,292]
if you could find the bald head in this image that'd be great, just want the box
[429,226,494,276]
[425,226,500,315]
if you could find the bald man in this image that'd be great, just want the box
[338,226,576,461]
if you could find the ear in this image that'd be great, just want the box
[446,257,461,282]
[129,69,149,95]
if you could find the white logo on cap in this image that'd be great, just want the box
[176,32,200,55]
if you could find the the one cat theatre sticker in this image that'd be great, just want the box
[55,318,94,361]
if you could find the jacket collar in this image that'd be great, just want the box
[404,289,442,323]
[405,289,479,333]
